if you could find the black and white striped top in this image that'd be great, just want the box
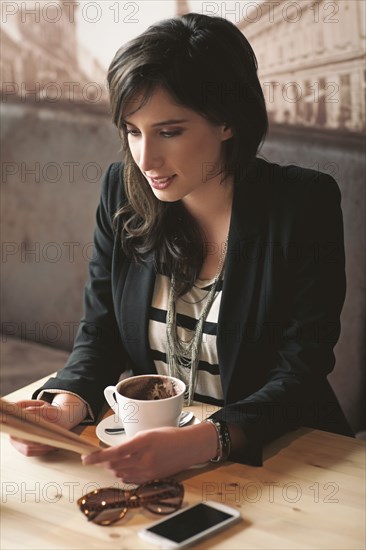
[148,273,224,406]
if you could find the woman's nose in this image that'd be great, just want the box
[138,137,163,172]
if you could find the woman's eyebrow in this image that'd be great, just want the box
[122,118,189,127]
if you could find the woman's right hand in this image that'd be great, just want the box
[9,395,88,457]
[10,400,63,457]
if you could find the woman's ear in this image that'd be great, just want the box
[221,124,234,141]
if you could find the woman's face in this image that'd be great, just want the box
[122,86,233,205]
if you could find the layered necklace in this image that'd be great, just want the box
[166,239,228,405]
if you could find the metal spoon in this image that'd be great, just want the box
[104,411,194,434]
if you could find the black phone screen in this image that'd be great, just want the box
[146,503,233,543]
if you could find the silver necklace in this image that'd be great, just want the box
[166,239,228,405]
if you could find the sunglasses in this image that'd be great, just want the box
[77,479,184,526]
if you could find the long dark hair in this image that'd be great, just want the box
[107,13,268,295]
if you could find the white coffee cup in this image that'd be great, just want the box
[104,374,186,438]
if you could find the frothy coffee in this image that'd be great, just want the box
[119,376,179,400]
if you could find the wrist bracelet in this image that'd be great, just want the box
[205,419,231,463]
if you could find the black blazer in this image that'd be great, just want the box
[35,158,352,465]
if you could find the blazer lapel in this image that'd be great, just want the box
[217,159,270,401]
[120,252,157,375]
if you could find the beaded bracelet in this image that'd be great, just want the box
[204,419,231,463]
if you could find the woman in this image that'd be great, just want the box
[11,13,352,482]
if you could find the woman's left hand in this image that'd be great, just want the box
[82,422,217,483]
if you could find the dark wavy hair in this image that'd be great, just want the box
[107,13,268,294]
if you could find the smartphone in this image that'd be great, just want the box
[139,500,241,549]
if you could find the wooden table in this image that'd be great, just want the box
[1,376,365,549]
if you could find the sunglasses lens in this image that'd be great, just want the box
[137,480,184,515]
[78,488,128,526]
[90,507,128,526]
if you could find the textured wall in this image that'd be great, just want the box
[1,105,365,432]
[1,103,121,350]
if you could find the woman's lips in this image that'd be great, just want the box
[147,175,176,189]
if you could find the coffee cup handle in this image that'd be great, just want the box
[104,386,118,414]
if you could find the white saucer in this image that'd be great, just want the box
[96,415,127,446]
[96,413,200,447]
